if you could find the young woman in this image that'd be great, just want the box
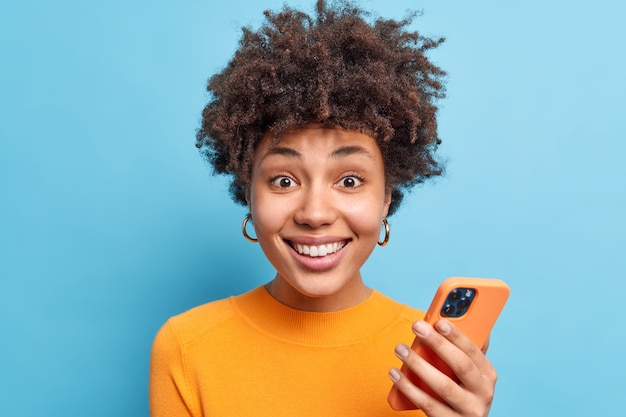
[150,1,498,416]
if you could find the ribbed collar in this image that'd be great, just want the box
[230,286,406,347]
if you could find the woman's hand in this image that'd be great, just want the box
[389,319,497,417]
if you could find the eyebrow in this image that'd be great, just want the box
[262,145,374,161]
[263,146,303,160]
[329,145,375,160]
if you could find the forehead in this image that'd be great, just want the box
[257,126,382,162]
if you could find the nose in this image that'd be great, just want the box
[293,184,337,228]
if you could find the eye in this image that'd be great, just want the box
[270,176,296,189]
[338,175,363,188]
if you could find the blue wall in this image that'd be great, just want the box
[1,0,624,415]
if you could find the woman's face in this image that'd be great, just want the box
[248,125,391,312]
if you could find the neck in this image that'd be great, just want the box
[264,277,372,312]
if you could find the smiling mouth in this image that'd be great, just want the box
[287,241,349,257]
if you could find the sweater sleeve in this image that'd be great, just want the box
[149,320,199,417]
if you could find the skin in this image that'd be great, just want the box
[248,125,390,312]
[389,320,496,416]
[247,124,497,415]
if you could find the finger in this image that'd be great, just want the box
[432,320,497,390]
[406,322,476,411]
[388,359,454,417]
[407,320,497,415]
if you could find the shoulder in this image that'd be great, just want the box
[176,297,237,336]
[152,296,240,353]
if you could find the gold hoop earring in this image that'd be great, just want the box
[241,214,258,243]
[378,218,390,246]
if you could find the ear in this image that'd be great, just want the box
[383,189,392,218]
[245,188,250,206]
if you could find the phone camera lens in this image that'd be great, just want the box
[443,287,476,318]
[449,289,462,302]
[441,304,455,317]
[457,298,471,316]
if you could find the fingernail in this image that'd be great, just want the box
[395,343,410,359]
[389,368,401,382]
[413,320,429,337]
[436,320,451,335]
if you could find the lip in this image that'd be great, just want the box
[285,236,350,245]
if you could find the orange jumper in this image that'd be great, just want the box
[150,286,426,417]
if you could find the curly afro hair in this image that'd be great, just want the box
[196,0,446,216]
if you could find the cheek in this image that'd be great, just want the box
[252,210,283,237]
[341,197,387,235]
[249,190,288,237]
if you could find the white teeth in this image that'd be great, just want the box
[293,242,345,257]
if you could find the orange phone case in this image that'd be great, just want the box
[388,277,510,411]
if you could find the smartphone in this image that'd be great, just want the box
[388,277,510,411]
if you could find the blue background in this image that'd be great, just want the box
[1,0,624,415]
